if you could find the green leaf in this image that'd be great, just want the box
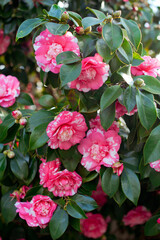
[19,129,29,155]
[96,39,114,63]
[100,102,115,130]
[113,185,126,206]
[101,168,119,197]
[102,22,123,52]
[121,168,140,205]
[0,0,10,7]
[16,18,46,41]
[0,114,15,142]
[49,206,69,240]
[66,201,87,219]
[39,94,55,108]
[46,22,69,36]
[48,4,65,20]
[144,125,160,164]
[123,86,136,112]
[136,90,157,130]
[1,191,17,224]
[17,92,34,106]
[86,7,106,20]
[132,52,144,66]
[116,38,133,64]
[149,170,160,188]
[71,194,98,212]
[24,158,38,185]
[100,85,122,111]
[145,215,160,236]
[121,18,141,49]
[117,65,134,85]
[25,186,44,199]
[68,11,82,26]
[70,217,80,231]
[82,17,104,29]
[0,154,7,181]
[56,51,81,65]
[134,75,160,95]
[10,149,29,180]
[60,62,82,87]
[29,123,49,150]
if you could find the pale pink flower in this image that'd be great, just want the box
[150,160,160,172]
[15,195,57,228]
[78,128,121,172]
[89,115,119,133]
[68,53,109,92]
[80,213,107,239]
[33,29,80,73]
[91,181,107,207]
[123,206,152,227]
[112,162,124,176]
[131,56,160,78]
[47,169,82,197]
[0,74,20,108]
[0,30,10,55]
[115,101,137,119]
[39,158,61,187]
[157,218,160,224]
[46,111,88,150]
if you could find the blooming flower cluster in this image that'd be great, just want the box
[15,195,57,228]
[123,206,152,227]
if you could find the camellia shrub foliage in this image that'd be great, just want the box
[0,1,160,240]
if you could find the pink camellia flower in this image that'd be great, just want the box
[115,101,137,119]
[0,30,10,55]
[0,237,2,240]
[15,195,57,228]
[78,128,121,172]
[91,181,107,207]
[10,185,31,201]
[89,115,119,133]
[39,158,61,187]
[46,111,88,150]
[0,74,20,108]
[33,29,80,73]
[112,162,124,176]
[123,206,152,227]
[157,218,160,224]
[80,213,107,239]
[150,160,160,172]
[131,56,160,78]
[68,53,109,92]
[47,169,82,197]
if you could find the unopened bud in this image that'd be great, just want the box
[61,11,69,22]
[19,117,27,126]
[3,150,9,155]
[105,15,112,23]
[134,78,145,87]
[112,10,121,19]
[84,26,92,34]
[12,110,22,120]
[7,151,15,159]
[97,25,102,33]
[75,26,84,35]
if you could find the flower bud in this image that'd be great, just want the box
[75,26,84,35]
[112,10,122,19]
[105,15,112,23]
[12,110,22,120]
[97,25,102,33]
[134,78,145,87]
[84,26,92,34]
[61,11,69,22]
[7,151,15,159]
[112,162,124,176]
[19,117,27,126]
[3,150,9,155]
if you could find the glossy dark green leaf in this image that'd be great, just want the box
[70,217,80,231]
[102,168,119,197]
[60,62,82,87]
[123,86,136,112]
[144,125,160,164]
[86,7,106,20]
[113,185,126,206]
[16,18,46,40]
[117,65,133,85]
[72,194,98,212]
[116,38,133,64]
[24,158,38,185]
[19,129,30,155]
[136,90,157,130]
[96,39,114,63]
[121,168,140,205]
[134,75,160,95]
[56,51,81,65]
[0,154,7,181]
[25,186,44,199]
[46,22,69,36]
[149,170,160,188]
[100,85,122,111]
[100,102,115,130]
[82,17,104,29]
[48,4,65,20]
[17,92,34,106]
[103,23,123,52]
[132,52,144,66]
[66,201,87,219]
[39,94,55,108]
[0,114,15,142]
[49,206,69,240]
[29,123,49,150]
[68,11,82,26]
[1,191,17,224]
[144,215,160,236]
[121,18,141,49]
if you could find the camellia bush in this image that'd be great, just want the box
[0,1,160,240]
